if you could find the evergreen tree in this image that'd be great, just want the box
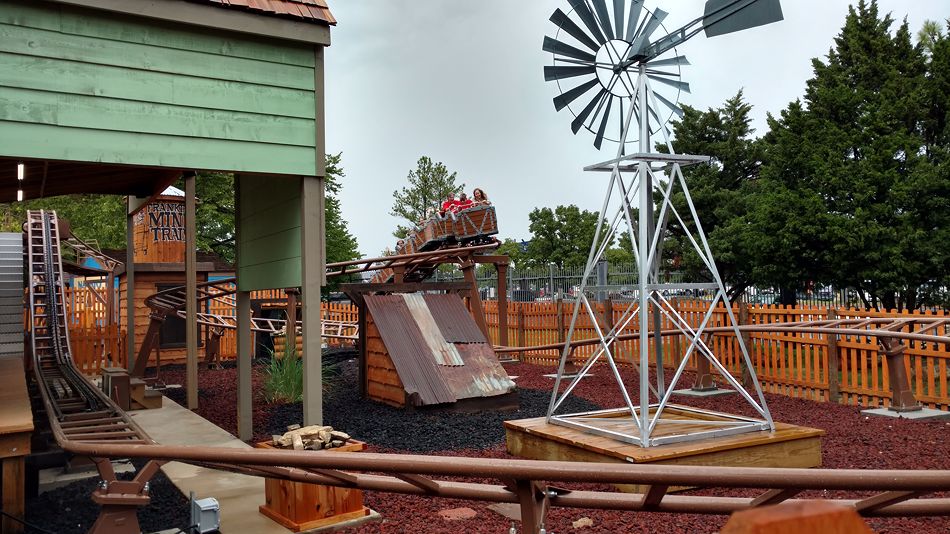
[749,1,946,309]
[660,91,763,300]
[390,156,464,238]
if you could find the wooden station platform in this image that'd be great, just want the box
[505,405,824,493]
[0,357,34,534]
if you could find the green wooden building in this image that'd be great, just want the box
[0,0,336,439]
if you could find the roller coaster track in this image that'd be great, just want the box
[25,211,950,534]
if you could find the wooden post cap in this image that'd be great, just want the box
[721,501,873,534]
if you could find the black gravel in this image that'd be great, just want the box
[264,360,602,452]
[25,459,190,534]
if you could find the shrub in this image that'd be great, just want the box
[262,343,341,404]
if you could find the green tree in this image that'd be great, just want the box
[659,91,763,300]
[523,205,611,268]
[390,156,464,238]
[324,153,360,265]
[748,1,946,309]
[0,195,126,248]
[917,19,946,56]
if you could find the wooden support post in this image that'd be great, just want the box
[105,271,115,328]
[692,344,716,391]
[602,296,615,332]
[497,262,509,346]
[285,288,299,344]
[131,313,164,379]
[461,262,490,340]
[2,457,25,534]
[237,290,253,440]
[880,337,921,412]
[185,172,198,410]
[301,175,325,427]
[826,307,841,403]
[125,202,135,372]
[556,299,565,343]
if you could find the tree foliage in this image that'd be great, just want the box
[746,1,949,309]
[522,205,611,268]
[659,91,763,300]
[390,156,464,238]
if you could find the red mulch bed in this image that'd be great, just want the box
[159,361,950,534]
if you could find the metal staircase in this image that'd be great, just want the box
[0,232,23,359]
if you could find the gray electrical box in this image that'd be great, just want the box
[190,493,220,534]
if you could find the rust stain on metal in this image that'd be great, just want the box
[444,344,516,400]
[365,295,456,406]
[423,294,489,343]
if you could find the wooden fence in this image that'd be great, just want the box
[483,299,950,411]
[61,289,950,411]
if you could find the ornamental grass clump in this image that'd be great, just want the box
[263,345,304,404]
[263,343,342,404]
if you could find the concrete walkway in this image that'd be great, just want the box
[130,397,291,534]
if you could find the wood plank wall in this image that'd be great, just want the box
[364,313,405,407]
[0,0,318,175]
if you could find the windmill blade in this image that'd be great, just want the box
[646,55,690,68]
[704,0,784,38]
[551,9,600,52]
[543,36,596,63]
[594,95,614,150]
[545,65,597,81]
[653,90,684,118]
[647,74,691,93]
[628,8,668,59]
[612,0,626,40]
[572,89,608,134]
[553,78,601,111]
[624,1,645,42]
[590,0,615,40]
[568,0,607,46]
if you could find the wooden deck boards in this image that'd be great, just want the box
[0,357,34,534]
[505,405,823,492]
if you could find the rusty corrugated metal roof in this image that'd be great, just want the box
[366,293,516,406]
[443,343,516,400]
[423,294,489,343]
[365,295,456,406]
[189,0,336,25]
[403,294,464,366]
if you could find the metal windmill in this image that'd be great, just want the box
[543,0,784,447]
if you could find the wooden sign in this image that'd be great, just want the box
[133,195,186,263]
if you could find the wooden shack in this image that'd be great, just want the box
[346,283,516,409]
[113,188,233,366]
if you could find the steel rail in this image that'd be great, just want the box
[57,440,950,519]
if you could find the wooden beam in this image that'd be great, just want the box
[237,290,252,440]
[185,173,198,410]
[301,175,324,427]
[125,200,135,371]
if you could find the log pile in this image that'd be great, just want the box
[271,423,352,451]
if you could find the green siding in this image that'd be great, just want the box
[238,176,302,291]
[0,0,319,175]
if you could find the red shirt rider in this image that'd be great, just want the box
[440,193,459,215]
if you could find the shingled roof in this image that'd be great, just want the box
[189,0,336,25]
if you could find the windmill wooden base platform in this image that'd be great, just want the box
[505,406,824,493]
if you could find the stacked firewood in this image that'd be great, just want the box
[271,424,352,451]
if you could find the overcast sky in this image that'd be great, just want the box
[323,1,948,258]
